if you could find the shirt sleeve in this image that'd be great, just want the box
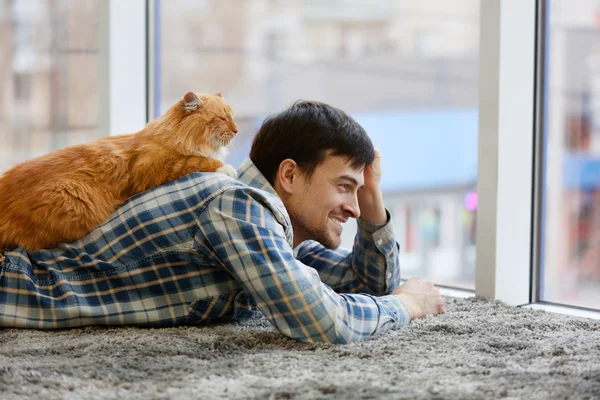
[193,188,410,344]
[295,210,402,296]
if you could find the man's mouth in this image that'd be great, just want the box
[329,216,347,229]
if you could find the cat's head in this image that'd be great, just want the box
[161,92,238,154]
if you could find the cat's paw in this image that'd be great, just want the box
[217,164,237,178]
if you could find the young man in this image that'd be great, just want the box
[0,101,445,343]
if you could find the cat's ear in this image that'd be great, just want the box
[183,92,203,112]
[215,92,223,98]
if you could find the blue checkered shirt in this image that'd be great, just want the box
[0,158,409,343]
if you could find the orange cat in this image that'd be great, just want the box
[0,92,238,252]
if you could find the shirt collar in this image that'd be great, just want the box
[236,158,278,196]
[236,158,297,249]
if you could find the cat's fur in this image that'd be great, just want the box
[0,92,238,252]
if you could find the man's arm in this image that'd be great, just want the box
[294,212,400,296]
[357,148,387,224]
[193,188,410,344]
[355,149,445,318]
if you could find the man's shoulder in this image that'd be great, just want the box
[215,178,290,223]
[175,171,243,193]
[218,179,281,206]
[119,171,244,220]
[201,175,293,244]
[174,171,273,202]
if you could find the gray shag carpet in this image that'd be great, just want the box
[1,296,599,400]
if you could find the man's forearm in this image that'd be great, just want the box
[357,189,387,224]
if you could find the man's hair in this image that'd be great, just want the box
[250,100,375,185]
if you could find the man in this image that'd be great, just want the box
[0,101,445,343]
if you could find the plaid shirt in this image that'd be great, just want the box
[0,158,409,343]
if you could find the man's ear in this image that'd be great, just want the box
[276,159,298,195]
[182,92,204,112]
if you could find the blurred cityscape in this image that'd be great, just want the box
[544,0,600,309]
[0,0,100,167]
[0,0,597,307]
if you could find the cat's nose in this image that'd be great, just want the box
[232,127,238,134]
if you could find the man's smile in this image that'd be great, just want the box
[329,215,347,231]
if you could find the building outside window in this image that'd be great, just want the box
[0,0,103,174]
[542,0,600,309]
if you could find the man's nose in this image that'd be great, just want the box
[343,195,361,219]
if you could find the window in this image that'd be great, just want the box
[541,0,600,310]
[0,0,103,174]
[154,0,480,290]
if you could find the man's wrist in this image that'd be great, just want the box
[394,293,421,321]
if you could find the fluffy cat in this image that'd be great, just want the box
[0,92,238,252]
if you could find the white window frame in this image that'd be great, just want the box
[476,0,537,306]
[99,0,147,136]
[147,0,160,120]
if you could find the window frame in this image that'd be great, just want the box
[476,0,537,306]
[99,0,147,136]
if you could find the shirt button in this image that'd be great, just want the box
[376,239,383,246]
[387,272,392,280]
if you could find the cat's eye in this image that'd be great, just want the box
[218,116,227,121]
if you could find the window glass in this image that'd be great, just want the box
[542,0,600,309]
[0,0,103,173]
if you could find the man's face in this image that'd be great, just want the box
[286,156,364,249]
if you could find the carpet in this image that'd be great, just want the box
[0,296,599,400]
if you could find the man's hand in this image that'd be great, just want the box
[357,148,387,224]
[392,277,446,320]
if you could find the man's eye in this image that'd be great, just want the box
[339,184,350,191]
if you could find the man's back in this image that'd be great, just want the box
[0,168,258,328]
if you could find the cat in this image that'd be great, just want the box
[0,91,238,252]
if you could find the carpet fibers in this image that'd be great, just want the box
[1,297,599,400]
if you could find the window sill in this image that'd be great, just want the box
[436,288,600,321]
[522,303,600,320]
[439,287,474,299]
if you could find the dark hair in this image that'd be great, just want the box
[250,100,375,185]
